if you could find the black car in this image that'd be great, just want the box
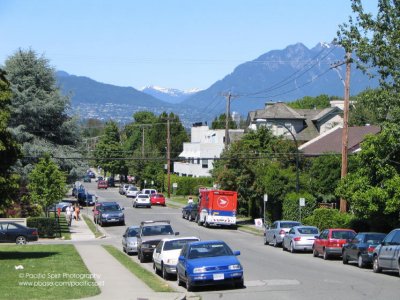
[78,192,96,206]
[181,203,198,221]
[97,202,125,226]
[342,232,386,268]
[0,222,39,244]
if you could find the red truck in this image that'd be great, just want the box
[97,180,108,189]
[196,189,238,228]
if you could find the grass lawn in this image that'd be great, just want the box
[103,245,175,292]
[0,244,100,300]
[82,215,104,238]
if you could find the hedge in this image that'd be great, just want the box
[303,208,354,231]
[27,217,60,238]
[282,192,317,222]
[166,175,213,195]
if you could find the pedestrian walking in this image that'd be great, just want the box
[66,205,73,226]
[75,205,81,221]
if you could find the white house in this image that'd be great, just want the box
[173,124,244,177]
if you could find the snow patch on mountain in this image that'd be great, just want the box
[140,86,201,104]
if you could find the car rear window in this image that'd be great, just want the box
[365,233,386,244]
[298,227,319,234]
[281,222,301,228]
[164,238,199,251]
[142,225,173,236]
[332,230,355,239]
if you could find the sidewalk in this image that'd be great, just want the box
[70,214,185,300]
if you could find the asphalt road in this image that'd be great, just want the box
[86,182,399,300]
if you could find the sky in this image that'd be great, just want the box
[0,0,379,91]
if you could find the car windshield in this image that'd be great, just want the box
[102,205,121,211]
[332,231,355,239]
[188,243,233,259]
[298,227,319,234]
[129,187,137,191]
[127,228,138,237]
[281,222,300,228]
[164,239,198,251]
[142,225,173,236]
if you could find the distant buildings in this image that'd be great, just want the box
[173,123,244,177]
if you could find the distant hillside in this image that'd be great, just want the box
[56,71,171,108]
[183,43,379,119]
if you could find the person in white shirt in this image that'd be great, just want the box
[65,205,73,226]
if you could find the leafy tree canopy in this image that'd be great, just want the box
[287,94,334,109]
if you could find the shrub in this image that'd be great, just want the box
[282,192,317,222]
[27,217,60,238]
[303,208,354,230]
[166,175,213,196]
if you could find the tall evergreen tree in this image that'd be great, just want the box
[0,69,21,215]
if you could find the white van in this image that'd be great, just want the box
[142,188,157,195]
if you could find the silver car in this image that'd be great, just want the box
[122,226,140,255]
[264,220,301,247]
[282,226,320,253]
[372,228,400,275]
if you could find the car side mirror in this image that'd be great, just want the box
[123,234,126,238]
[233,250,240,256]
[121,207,125,210]
[175,232,180,236]
[178,255,185,262]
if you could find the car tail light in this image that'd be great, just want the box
[279,230,286,235]
[367,245,376,253]
[293,237,301,241]
[32,230,38,236]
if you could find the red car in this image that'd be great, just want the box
[313,228,356,260]
[97,180,108,189]
[150,193,166,206]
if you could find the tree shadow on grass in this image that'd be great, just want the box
[0,251,59,260]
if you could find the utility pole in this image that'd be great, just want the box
[224,92,232,148]
[340,52,351,213]
[166,118,171,198]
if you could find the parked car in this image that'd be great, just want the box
[137,220,179,263]
[126,186,139,198]
[87,170,96,178]
[282,226,320,253]
[342,232,386,268]
[176,240,244,291]
[97,202,125,226]
[150,193,166,206]
[95,176,103,182]
[0,222,39,244]
[313,228,356,260]
[182,203,198,221]
[264,220,301,247]
[78,192,96,206]
[122,225,140,255]
[97,180,108,189]
[47,201,72,212]
[153,236,200,279]
[119,184,131,195]
[142,188,157,195]
[133,194,151,208]
[83,175,91,183]
[372,228,400,275]
[107,177,115,187]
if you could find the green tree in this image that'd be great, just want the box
[211,113,237,130]
[287,94,333,109]
[0,69,21,215]
[4,49,86,182]
[336,123,400,230]
[28,154,67,215]
[94,121,126,177]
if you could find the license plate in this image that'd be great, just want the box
[213,273,224,280]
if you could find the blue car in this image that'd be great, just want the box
[176,240,244,291]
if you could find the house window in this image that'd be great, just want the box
[202,159,208,168]
[197,158,200,164]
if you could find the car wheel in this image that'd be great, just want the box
[140,252,146,263]
[235,278,244,289]
[15,236,27,245]
[290,242,296,253]
[357,254,365,268]
[177,273,184,286]
[272,237,278,247]
[342,251,349,264]
[372,256,382,273]
[323,249,329,260]
[162,264,169,280]
[313,247,319,257]
[188,214,193,222]
[186,276,193,292]
[197,217,203,226]
[282,242,286,251]
[263,234,268,245]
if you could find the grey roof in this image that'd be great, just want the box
[253,102,305,120]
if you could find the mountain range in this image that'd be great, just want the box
[56,42,379,125]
